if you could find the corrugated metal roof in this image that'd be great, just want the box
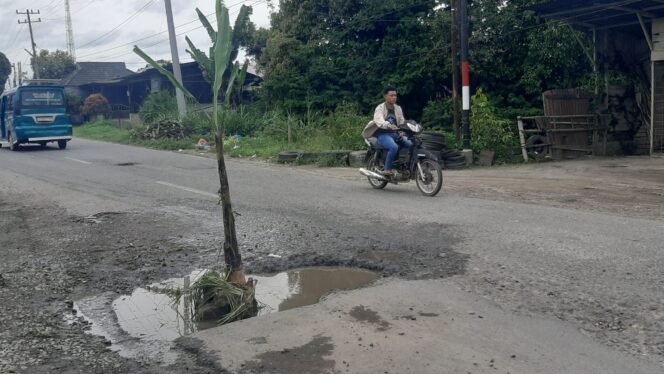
[60,62,134,87]
[531,0,664,30]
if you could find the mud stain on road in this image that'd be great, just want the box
[240,335,336,374]
[349,305,391,331]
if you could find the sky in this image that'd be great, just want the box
[0,0,275,76]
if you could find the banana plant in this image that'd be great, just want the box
[133,0,249,284]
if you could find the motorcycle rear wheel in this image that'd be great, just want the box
[367,153,388,189]
[415,158,443,197]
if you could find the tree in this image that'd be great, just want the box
[134,0,250,284]
[249,0,593,121]
[32,50,76,79]
[250,0,443,116]
[0,52,11,95]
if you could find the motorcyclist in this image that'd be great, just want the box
[366,87,414,176]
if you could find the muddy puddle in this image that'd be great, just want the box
[70,267,377,364]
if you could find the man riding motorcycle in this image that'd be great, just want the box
[362,87,414,176]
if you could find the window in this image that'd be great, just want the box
[20,89,64,108]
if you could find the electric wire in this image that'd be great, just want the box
[77,0,156,49]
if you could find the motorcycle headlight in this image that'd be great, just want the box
[406,120,422,133]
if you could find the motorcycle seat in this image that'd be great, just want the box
[367,137,388,150]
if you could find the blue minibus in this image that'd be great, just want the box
[0,85,72,150]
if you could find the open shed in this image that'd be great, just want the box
[532,0,664,155]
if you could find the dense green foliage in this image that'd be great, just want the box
[139,91,178,124]
[32,50,76,79]
[0,52,11,95]
[247,0,592,122]
[470,90,520,163]
[125,0,598,163]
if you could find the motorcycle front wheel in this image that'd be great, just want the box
[415,158,443,197]
[367,153,388,189]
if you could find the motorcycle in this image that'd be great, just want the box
[359,121,443,197]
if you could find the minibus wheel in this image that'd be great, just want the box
[9,132,19,151]
[58,140,67,150]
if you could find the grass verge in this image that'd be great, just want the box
[74,120,199,151]
[75,120,364,162]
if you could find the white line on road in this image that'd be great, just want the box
[155,181,218,199]
[64,157,92,165]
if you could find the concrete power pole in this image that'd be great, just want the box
[18,62,23,86]
[17,9,41,79]
[11,63,16,88]
[64,0,76,60]
[450,0,461,143]
[459,0,472,161]
[164,0,187,117]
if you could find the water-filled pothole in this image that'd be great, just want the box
[70,267,377,363]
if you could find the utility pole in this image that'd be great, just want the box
[64,0,76,60]
[17,9,41,79]
[18,62,23,86]
[459,0,472,160]
[164,0,187,117]
[450,0,461,142]
[11,64,16,88]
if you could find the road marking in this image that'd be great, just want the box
[65,157,92,165]
[155,181,218,199]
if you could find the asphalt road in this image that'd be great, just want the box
[1,138,663,373]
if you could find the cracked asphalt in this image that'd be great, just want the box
[0,139,662,373]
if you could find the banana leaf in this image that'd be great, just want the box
[185,36,214,84]
[224,62,240,107]
[196,8,217,43]
[133,46,197,102]
[212,0,233,130]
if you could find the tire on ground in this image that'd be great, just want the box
[526,135,548,160]
[439,149,461,159]
[277,151,300,163]
[349,150,368,167]
[445,155,466,163]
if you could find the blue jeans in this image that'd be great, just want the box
[376,131,414,170]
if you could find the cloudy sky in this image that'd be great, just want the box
[0,0,275,75]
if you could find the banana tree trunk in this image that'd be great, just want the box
[215,127,245,284]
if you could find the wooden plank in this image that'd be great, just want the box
[546,128,604,133]
[551,146,593,152]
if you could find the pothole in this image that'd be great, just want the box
[74,211,125,224]
[70,267,377,363]
[115,162,139,166]
[601,164,628,168]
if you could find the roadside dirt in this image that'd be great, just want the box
[301,154,664,221]
[0,192,466,373]
[1,154,662,373]
[0,197,226,373]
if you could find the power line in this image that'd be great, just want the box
[77,0,156,49]
[77,0,266,61]
[2,23,23,52]
[76,0,263,60]
[40,0,63,12]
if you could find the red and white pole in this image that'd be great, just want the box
[460,0,471,150]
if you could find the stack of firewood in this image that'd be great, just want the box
[139,120,189,139]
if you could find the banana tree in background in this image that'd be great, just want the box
[134,0,251,284]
